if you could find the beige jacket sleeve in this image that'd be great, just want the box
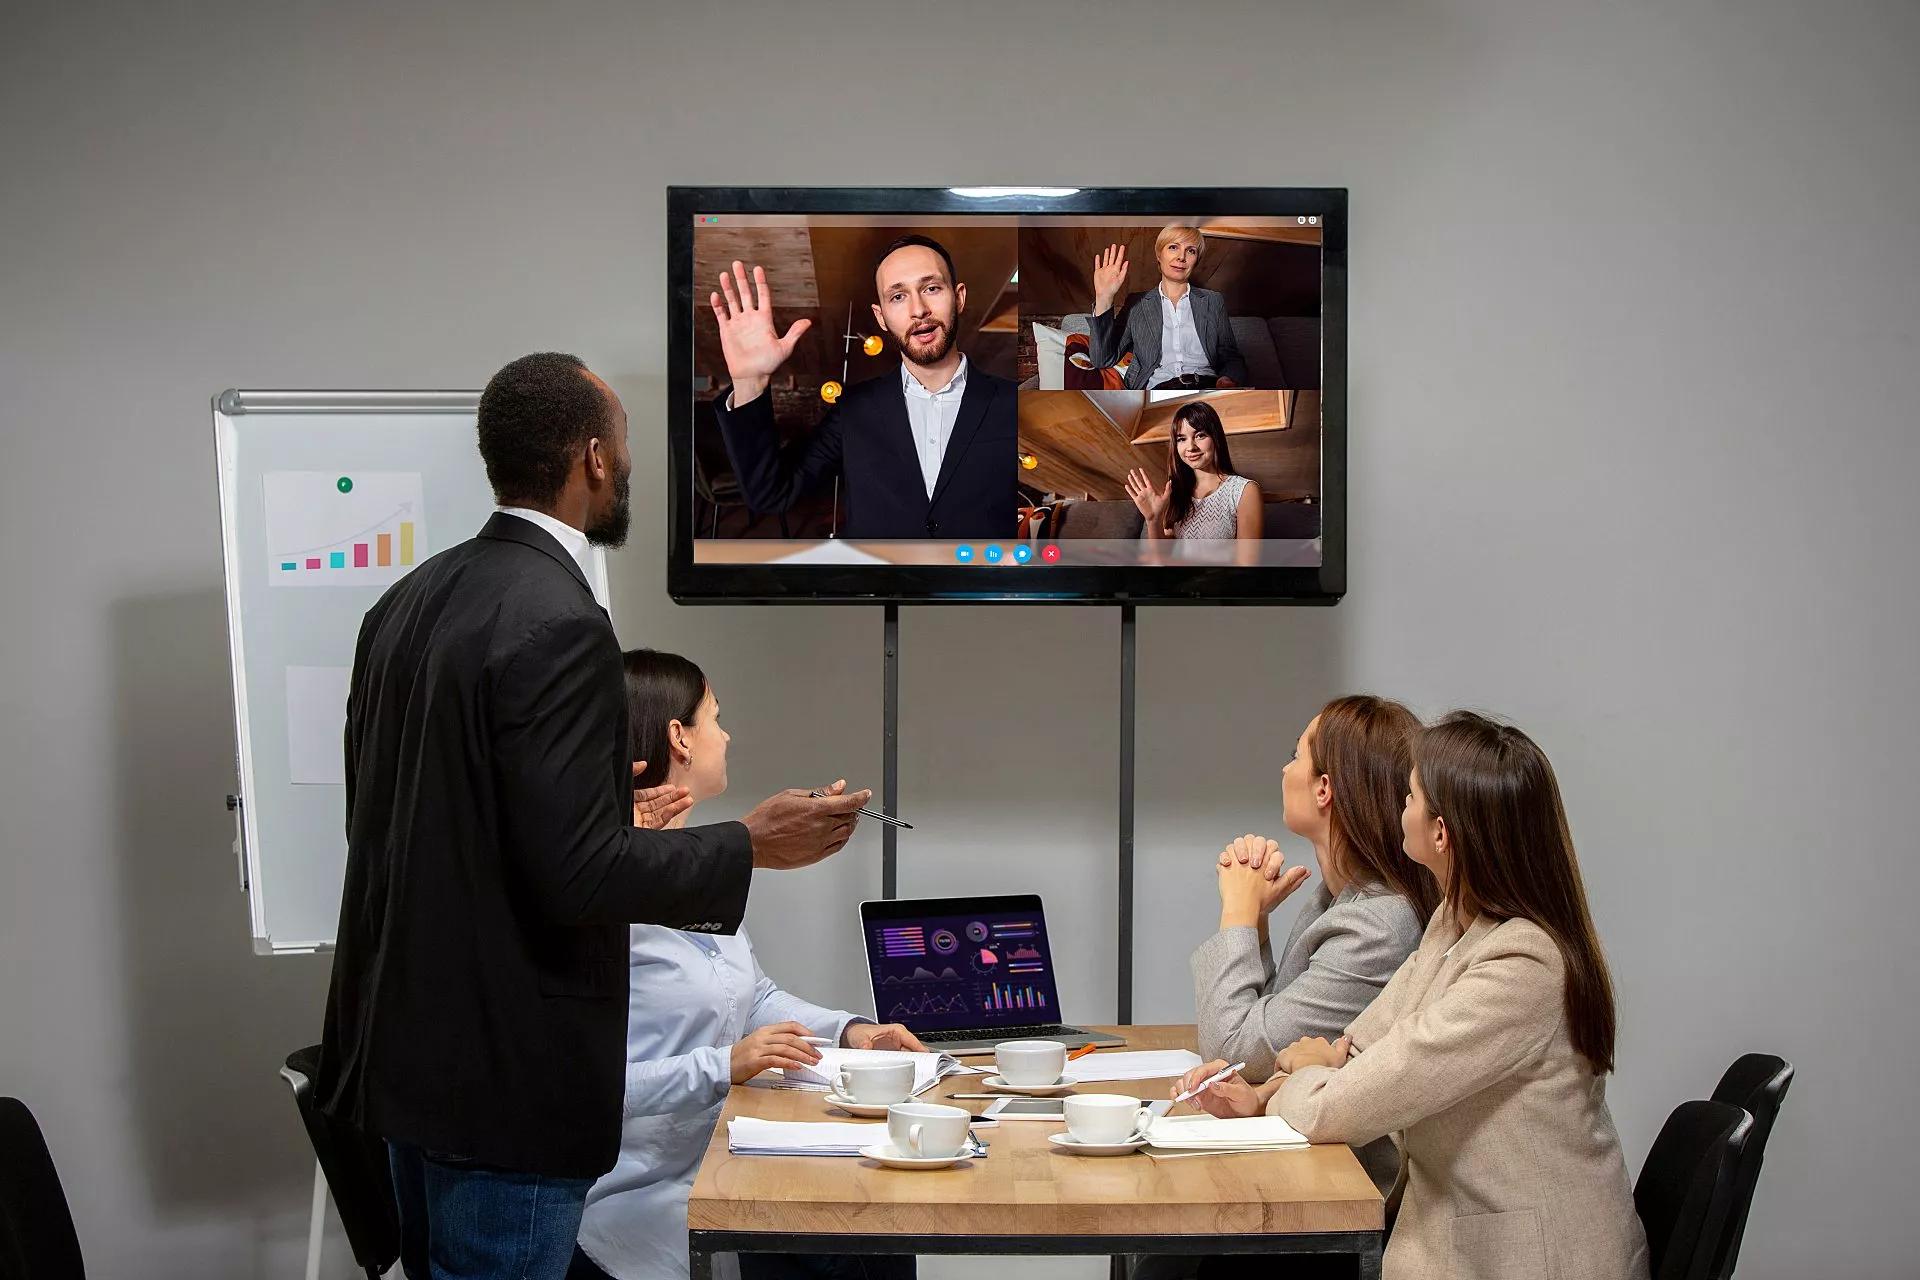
[1271,925,1564,1145]
[1344,946,1419,1051]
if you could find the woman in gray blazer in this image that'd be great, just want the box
[1181,713,1649,1280]
[1190,695,1438,1189]
[1087,223,1249,390]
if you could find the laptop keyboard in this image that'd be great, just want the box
[920,1024,1080,1042]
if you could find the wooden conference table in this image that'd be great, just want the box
[688,1026,1385,1279]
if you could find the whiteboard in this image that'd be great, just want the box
[213,390,611,954]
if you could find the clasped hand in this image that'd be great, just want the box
[1216,833,1311,928]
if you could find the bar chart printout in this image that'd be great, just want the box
[264,471,426,589]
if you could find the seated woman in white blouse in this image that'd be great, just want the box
[569,649,923,1280]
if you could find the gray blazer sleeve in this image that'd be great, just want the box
[1192,895,1423,1082]
[1207,294,1249,385]
[1086,297,1132,371]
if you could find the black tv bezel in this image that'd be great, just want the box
[666,186,1346,606]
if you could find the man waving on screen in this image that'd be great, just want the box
[710,234,1018,541]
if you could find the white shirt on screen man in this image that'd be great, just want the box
[497,506,609,609]
[1151,283,1214,385]
[901,355,968,500]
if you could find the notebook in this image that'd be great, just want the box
[1142,1113,1312,1151]
[775,1046,977,1095]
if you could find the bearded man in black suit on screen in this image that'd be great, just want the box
[709,235,1017,541]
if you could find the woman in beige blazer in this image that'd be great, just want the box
[1175,712,1650,1280]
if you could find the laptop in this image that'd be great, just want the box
[860,894,1127,1055]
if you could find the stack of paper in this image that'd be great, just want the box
[1142,1114,1311,1152]
[727,1118,988,1158]
[727,1118,889,1156]
[1060,1050,1204,1084]
[778,1047,977,1096]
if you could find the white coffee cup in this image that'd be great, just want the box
[1063,1094,1153,1146]
[995,1039,1067,1086]
[886,1102,972,1159]
[835,1057,916,1105]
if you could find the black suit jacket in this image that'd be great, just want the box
[712,364,1018,540]
[315,513,754,1178]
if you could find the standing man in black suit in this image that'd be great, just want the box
[316,352,872,1280]
[709,235,1018,540]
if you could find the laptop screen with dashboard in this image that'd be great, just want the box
[861,895,1062,1033]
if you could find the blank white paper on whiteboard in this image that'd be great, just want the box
[286,665,351,785]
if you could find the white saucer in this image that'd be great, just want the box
[982,1075,1073,1096]
[1048,1132,1147,1156]
[823,1093,896,1118]
[860,1143,974,1170]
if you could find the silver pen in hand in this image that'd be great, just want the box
[809,790,913,830]
[1171,1061,1248,1106]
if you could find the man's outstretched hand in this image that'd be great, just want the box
[711,260,812,407]
[741,778,873,869]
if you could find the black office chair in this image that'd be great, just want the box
[0,1097,87,1280]
[1635,1100,1752,1280]
[281,1046,400,1280]
[1706,1055,1793,1279]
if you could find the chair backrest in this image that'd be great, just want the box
[281,1047,400,1276]
[1048,499,1145,540]
[0,1097,86,1280]
[1635,1099,1752,1280]
[1707,1055,1793,1279]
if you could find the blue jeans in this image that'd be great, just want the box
[388,1141,595,1280]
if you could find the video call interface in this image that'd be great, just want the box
[692,213,1325,571]
[866,907,1062,1033]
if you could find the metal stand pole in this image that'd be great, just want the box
[1118,604,1136,1023]
[882,604,900,900]
[304,1159,326,1280]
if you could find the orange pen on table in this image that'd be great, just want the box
[1067,1043,1099,1062]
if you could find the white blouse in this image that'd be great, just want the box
[575,925,864,1280]
[1170,473,1251,540]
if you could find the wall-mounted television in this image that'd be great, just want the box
[667,187,1345,604]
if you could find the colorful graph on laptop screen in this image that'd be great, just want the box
[867,907,1060,1031]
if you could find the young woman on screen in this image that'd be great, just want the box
[1124,399,1263,543]
[1175,713,1650,1280]
[1190,695,1436,1193]
[569,650,921,1280]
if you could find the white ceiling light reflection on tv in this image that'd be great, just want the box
[947,187,1081,198]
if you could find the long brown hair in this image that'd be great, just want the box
[1310,696,1439,920]
[1165,400,1239,525]
[623,649,707,789]
[1415,712,1618,1074]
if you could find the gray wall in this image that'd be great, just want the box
[3,1,1916,1275]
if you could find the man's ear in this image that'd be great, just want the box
[953,281,967,315]
[585,434,608,482]
[870,302,887,336]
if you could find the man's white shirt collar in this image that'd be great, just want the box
[496,507,608,608]
[901,354,968,399]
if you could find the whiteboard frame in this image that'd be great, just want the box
[213,389,614,955]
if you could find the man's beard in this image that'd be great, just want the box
[898,317,956,366]
[585,467,632,548]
